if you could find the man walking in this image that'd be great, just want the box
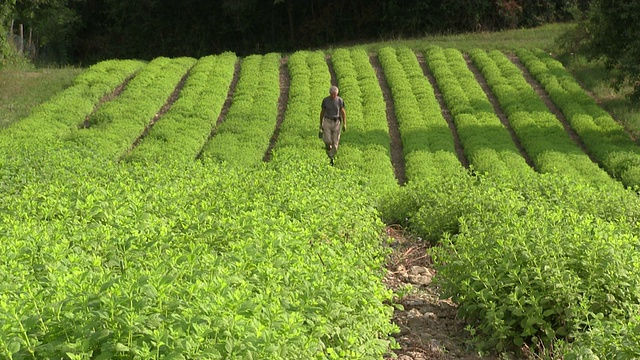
[319,85,346,165]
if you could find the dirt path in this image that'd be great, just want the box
[415,52,469,168]
[463,54,536,169]
[384,226,500,360]
[196,58,241,160]
[81,71,138,128]
[263,57,290,162]
[369,53,407,186]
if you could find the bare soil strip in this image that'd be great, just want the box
[196,58,241,160]
[383,225,497,360]
[506,54,601,164]
[369,53,407,186]
[81,72,137,129]
[415,53,470,168]
[263,57,290,162]
[464,54,536,169]
[326,54,338,87]
[123,66,193,158]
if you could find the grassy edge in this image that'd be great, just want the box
[0,66,84,128]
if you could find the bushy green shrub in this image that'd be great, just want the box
[384,168,640,355]
[583,1,640,100]
[0,151,398,359]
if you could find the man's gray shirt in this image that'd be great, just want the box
[321,96,345,119]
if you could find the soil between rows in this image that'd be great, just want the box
[263,57,290,162]
[463,54,536,169]
[505,53,598,164]
[195,58,241,160]
[415,52,469,168]
[82,71,137,129]
[125,65,193,157]
[368,53,407,186]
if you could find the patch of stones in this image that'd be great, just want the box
[383,226,499,360]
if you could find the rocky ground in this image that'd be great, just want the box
[383,225,503,360]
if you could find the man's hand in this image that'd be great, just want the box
[342,124,346,132]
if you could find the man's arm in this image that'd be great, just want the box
[340,107,346,131]
[320,109,325,129]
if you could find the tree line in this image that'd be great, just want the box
[2,0,638,101]
[2,0,588,65]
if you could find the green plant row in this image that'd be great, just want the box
[124,52,237,164]
[424,45,533,177]
[330,48,398,194]
[69,56,197,160]
[0,59,145,154]
[468,49,615,186]
[269,50,330,164]
[376,46,465,181]
[199,53,281,167]
[516,48,640,188]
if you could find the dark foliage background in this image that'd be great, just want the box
[4,0,590,65]
[584,0,640,99]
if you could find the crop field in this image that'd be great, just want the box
[2,46,640,359]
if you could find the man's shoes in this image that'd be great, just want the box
[330,157,334,166]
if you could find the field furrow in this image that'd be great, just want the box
[518,48,640,187]
[464,54,536,168]
[369,53,407,185]
[262,58,291,162]
[415,52,469,168]
[424,46,534,177]
[124,52,237,164]
[469,49,615,185]
[71,56,197,159]
[199,53,281,167]
[330,48,398,192]
[377,46,465,181]
[269,50,330,163]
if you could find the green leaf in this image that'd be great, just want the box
[90,329,111,343]
[7,340,20,354]
[136,275,150,286]
[94,351,114,360]
[141,284,158,298]
[224,339,233,354]
[159,273,177,285]
[115,343,130,352]
[238,300,255,315]
[200,348,222,358]
[163,351,186,360]
[100,280,116,292]
[513,336,523,347]
[556,326,567,337]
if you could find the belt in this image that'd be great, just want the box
[326,116,341,121]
